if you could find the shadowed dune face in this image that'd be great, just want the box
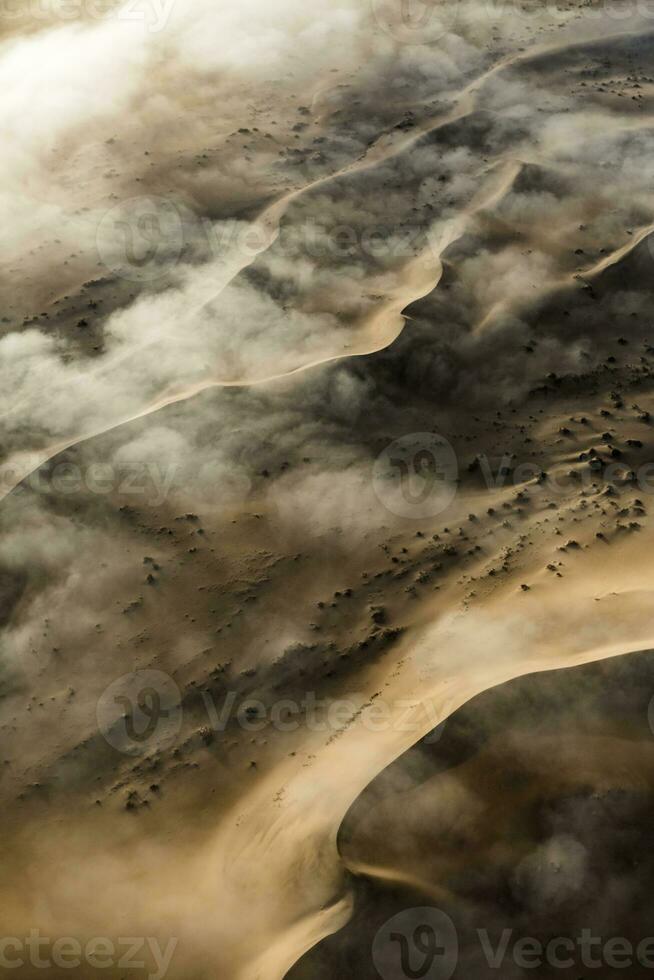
[4,1,654,979]
[289,650,654,979]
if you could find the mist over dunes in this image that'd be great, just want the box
[3,1,654,978]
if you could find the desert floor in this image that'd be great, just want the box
[3,1,654,977]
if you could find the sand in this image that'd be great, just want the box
[3,2,654,978]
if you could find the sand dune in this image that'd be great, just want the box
[3,2,654,979]
[4,25,653,495]
[292,649,654,976]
